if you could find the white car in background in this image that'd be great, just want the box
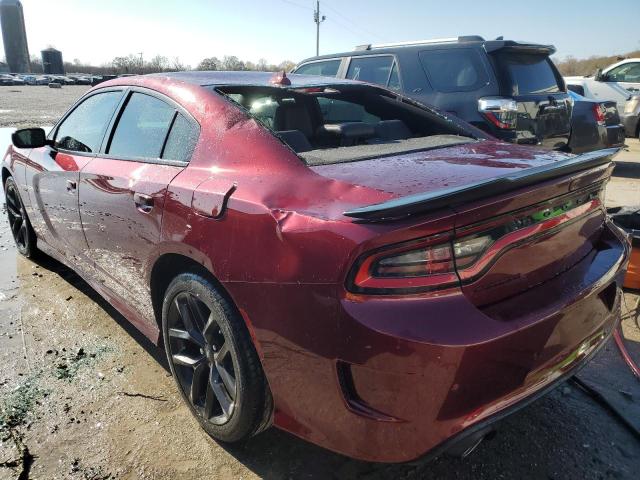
[565,58,640,103]
[565,58,640,138]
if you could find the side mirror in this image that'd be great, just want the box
[11,128,48,149]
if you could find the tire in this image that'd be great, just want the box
[162,273,272,443]
[4,176,37,258]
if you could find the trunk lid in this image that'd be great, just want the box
[312,140,618,307]
[311,140,578,204]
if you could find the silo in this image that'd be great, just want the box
[41,47,64,74]
[0,0,31,73]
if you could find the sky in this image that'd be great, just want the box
[1,0,639,68]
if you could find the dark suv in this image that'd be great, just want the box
[294,36,573,150]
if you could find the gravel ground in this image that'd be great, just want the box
[0,86,90,128]
[0,89,639,479]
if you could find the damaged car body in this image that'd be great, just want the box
[2,71,631,463]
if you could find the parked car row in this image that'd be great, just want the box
[0,73,99,86]
[293,36,627,153]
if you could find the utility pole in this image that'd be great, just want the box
[313,1,326,56]
[138,52,143,73]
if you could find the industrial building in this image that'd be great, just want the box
[41,47,64,74]
[0,0,30,73]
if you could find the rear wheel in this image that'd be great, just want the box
[4,177,37,258]
[162,273,272,442]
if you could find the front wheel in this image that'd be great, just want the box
[4,177,37,258]
[162,273,272,442]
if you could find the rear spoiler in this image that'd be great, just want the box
[483,40,556,55]
[344,148,619,222]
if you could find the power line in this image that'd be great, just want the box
[278,0,313,10]
[321,1,385,42]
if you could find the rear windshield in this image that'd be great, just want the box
[494,53,561,95]
[215,85,477,165]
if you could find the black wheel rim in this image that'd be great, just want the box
[167,292,237,425]
[5,183,28,251]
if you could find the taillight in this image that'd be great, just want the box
[478,97,518,129]
[592,104,606,126]
[348,233,459,294]
[348,185,605,295]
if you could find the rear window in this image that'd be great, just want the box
[216,84,478,166]
[294,60,341,77]
[494,53,561,95]
[419,49,488,93]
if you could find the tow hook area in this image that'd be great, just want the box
[445,427,496,458]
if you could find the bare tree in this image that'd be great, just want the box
[148,55,170,72]
[197,57,221,71]
[221,55,245,71]
[555,50,640,76]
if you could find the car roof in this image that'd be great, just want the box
[143,71,362,87]
[603,57,640,73]
[297,38,555,65]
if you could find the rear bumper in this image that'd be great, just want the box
[621,112,639,137]
[324,221,630,462]
[605,123,626,147]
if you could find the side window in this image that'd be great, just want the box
[54,91,122,153]
[419,49,488,93]
[346,56,394,86]
[162,114,199,163]
[607,63,640,83]
[317,97,380,124]
[108,93,175,159]
[387,62,401,91]
[294,59,341,77]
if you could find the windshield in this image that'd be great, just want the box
[494,53,561,95]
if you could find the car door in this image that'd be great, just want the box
[79,88,199,325]
[24,89,124,264]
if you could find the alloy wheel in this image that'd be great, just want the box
[166,291,237,425]
[5,182,29,251]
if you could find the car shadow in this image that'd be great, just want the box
[613,161,640,180]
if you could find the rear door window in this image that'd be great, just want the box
[346,56,394,86]
[54,91,122,153]
[108,93,175,159]
[162,113,199,163]
[418,48,488,93]
[294,59,341,77]
[493,53,561,95]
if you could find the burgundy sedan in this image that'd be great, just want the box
[2,72,630,463]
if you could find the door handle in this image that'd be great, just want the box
[66,180,77,194]
[134,192,154,213]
